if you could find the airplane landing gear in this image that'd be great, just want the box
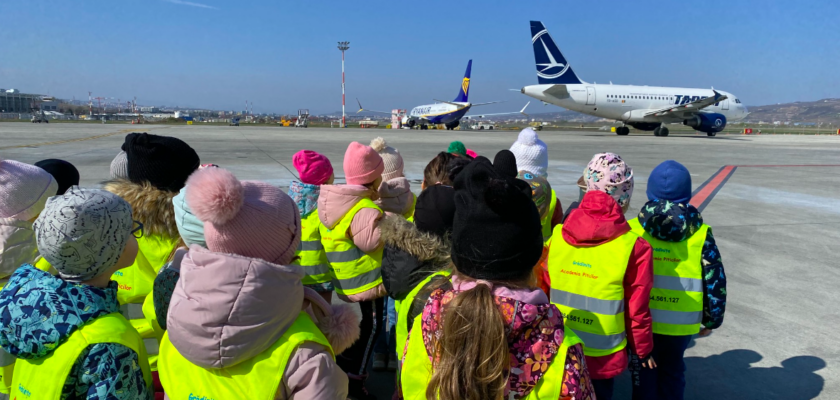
[616,126,630,136]
[653,126,669,137]
[420,124,428,130]
[707,131,716,137]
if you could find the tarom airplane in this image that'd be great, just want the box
[521,21,749,137]
[358,60,529,130]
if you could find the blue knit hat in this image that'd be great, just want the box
[647,160,692,205]
[173,187,206,247]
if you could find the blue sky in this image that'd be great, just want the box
[1,0,838,114]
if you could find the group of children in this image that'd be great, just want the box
[0,127,726,400]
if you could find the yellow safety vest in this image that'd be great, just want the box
[294,211,333,285]
[11,313,152,400]
[113,233,181,305]
[400,312,582,400]
[541,189,558,244]
[159,311,333,399]
[319,198,383,296]
[628,218,706,336]
[394,270,451,358]
[405,193,417,224]
[547,225,639,357]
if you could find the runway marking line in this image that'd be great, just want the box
[691,164,840,212]
[0,127,166,150]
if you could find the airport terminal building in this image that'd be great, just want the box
[0,89,40,113]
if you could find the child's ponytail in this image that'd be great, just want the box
[427,283,508,400]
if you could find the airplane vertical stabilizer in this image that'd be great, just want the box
[453,60,472,103]
[530,21,582,84]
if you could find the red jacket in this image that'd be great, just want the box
[553,190,654,380]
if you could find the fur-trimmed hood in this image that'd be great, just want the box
[103,179,179,239]
[379,214,451,300]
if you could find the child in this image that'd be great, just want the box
[158,167,358,398]
[34,159,80,195]
[0,158,58,394]
[509,128,564,240]
[628,160,727,400]
[289,150,336,303]
[0,187,152,399]
[400,157,594,400]
[371,137,415,220]
[546,152,654,400]
[517,171,554,295]
[369,137,413,372]
[318,142,386,399]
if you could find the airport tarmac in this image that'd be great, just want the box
[2,122,839,399]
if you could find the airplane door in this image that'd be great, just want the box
[586,86,596,105]
[722,99,729,110]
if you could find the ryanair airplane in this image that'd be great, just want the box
[521,21,749,136]
[358,60,529,130]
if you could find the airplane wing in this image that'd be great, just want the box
[470,101,501,107]
[432,99,463,107]
[644,90,727,118]
[462,102,530,120]
[356,98,393,115]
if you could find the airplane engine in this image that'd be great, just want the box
[684,113,727,133]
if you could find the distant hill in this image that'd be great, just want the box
[743,99,840,125]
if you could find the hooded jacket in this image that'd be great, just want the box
[556,190,654,380]
[0,218,39,283]
[317,184,385,302]
[637,200,727,330]
[375,177,414,217]
[379,214,451,329]
[164,245,359,399]
[0,265,151,399]
[407,276,595,400]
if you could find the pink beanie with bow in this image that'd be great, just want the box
[186,168,301,265]
[343,142,384,186]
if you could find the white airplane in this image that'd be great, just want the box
[358,60,529,130]
[521,21,749,137]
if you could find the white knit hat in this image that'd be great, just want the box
[370,137,404,182]
[509,128,549,178]
[0,159,58,221]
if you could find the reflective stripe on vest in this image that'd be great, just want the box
[547,224,638,357]
[12,313,152,400]
[628,218,706,336]
[399,312,583,400]
[319,198,384,296]
[159,311,333,398]
[541,189,558,244]
[294,212,333,285]
[395,270,451,359]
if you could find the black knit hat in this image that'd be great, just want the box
[414,185,456,240]
[34,159,80,195]
[493,150,518,179]
[122,133,199,192]
[451,156,543,281]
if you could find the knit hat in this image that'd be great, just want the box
[35,159,80,195]
[451,157,543,281]
[172,187,206,247]
[466,149,478,159]
[0,159,58,221]
[509,128,549,178]
[447,141,467,157]
[293,150,334,185]
[186,168,301,265]
[343,142,384,186]
[518,171,552,220]
[414,185,456,239]
[370,137,404,181]
[584,153,634,210]
[647,160,692,205]
[122,132,200,192]
[109,151,129,180]
[34,187,133,282]
[493,150,518,178]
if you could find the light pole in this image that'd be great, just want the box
[338,41,350,128]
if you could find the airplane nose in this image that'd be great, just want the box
[521,87,526,94]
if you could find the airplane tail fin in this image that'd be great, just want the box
[453,60,472,103]
[530,21,582,84]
